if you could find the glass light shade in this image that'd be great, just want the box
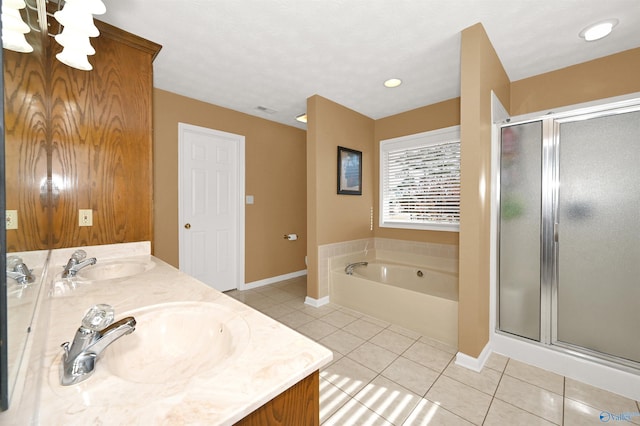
[384,78,402,88]
[55,28,95,55]
[3,0,26,10]
[583,22,613,41]
[579,19,618,42]
[56,47,93,71]
[54,5,99,37]
[64,0,106,15]
[2,7,30,33]
[2,29,33,53]
[1,3,33,53]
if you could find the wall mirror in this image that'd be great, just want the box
[1,0,49,411]
[2,0,159,409]
[1,40,7,409]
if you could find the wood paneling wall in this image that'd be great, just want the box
[4,22,161,252]
[4,41,49,251]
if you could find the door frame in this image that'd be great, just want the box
[177,122,245,291]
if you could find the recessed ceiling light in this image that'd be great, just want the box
[579,19,618,41]
[295,113,307,123]
[384,78,402,88]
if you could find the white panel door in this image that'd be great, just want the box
[179,123,244,292]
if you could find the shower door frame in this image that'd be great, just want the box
[496,96,640,372]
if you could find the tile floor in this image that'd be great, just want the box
[226,277,640,425]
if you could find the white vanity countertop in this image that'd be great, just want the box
[35,243,333,425]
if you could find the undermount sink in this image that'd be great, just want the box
[102,301,250,384]
[76,259,156,281]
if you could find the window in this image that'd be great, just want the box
[380,126,460,231]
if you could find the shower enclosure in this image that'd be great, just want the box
[497,99,640,370]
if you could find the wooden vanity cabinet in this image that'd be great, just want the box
[235,371,320,426]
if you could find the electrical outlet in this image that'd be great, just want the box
[6,210,18,230]
[79,209,93,226]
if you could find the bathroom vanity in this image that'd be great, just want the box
[2,242,332,425]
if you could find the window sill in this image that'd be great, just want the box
[379,222,460,232]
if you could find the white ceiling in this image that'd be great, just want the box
[99,0,640,130]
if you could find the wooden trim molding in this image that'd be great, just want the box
[96,20,162,60]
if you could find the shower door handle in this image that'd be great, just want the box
[553,223,559,242]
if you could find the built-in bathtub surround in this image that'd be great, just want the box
[329,249,459,347]
[316,238,458,304]
[316,238,375,302]
[1,242,332,424]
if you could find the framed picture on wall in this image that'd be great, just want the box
[337,146,362,195]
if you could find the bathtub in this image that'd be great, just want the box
[330,261,458,347]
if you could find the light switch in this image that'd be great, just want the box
[79,209,93,226]
[6,210,18,230]
[246,195,254,205]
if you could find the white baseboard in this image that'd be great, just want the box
[304,296,330,307]
[455,342,492,372]
[241,269,307,290]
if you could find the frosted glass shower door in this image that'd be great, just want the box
[499,121,542,341]
[556,109,640,364]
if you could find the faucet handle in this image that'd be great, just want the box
[72,249,87,261]
[6,255,23,271]
[81,304,115,331]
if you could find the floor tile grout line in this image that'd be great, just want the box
[323,397,387,426]
[241,286,468,424]
[406,356,484,425]
[490,359,566,425]
[489,398,563,426]
[439,364,499,398]
[345,346,452,426]
[318,377,352,424]
[481,358,511,424]
[479,357,508,426]
[563,380,640,421]
[501,371,565,398]
[239,283,639,425]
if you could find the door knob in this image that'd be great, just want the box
[184,223,191,229]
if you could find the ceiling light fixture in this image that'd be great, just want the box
[579,19,618,41]
[384,78,402,88]
[54,0,106,71]
[295,113,307,123]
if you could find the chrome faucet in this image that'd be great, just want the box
[62,249,97,278]
[6,256,35,285]
[60,304,136,386]
[345,261,368,275]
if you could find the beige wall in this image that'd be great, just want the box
[373,98,461,246]
[306,95,374,298]
[153,40,639,338]
[153,89,307,283]
[456,35,639,359]
[458,23,511,358]
[511,47,640,115]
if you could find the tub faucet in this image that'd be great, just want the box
[345,261,368,275]
[60,304,136,386]
[6,256,35,285]
[62,249,97,278]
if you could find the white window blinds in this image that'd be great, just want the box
[380,126,460,231]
